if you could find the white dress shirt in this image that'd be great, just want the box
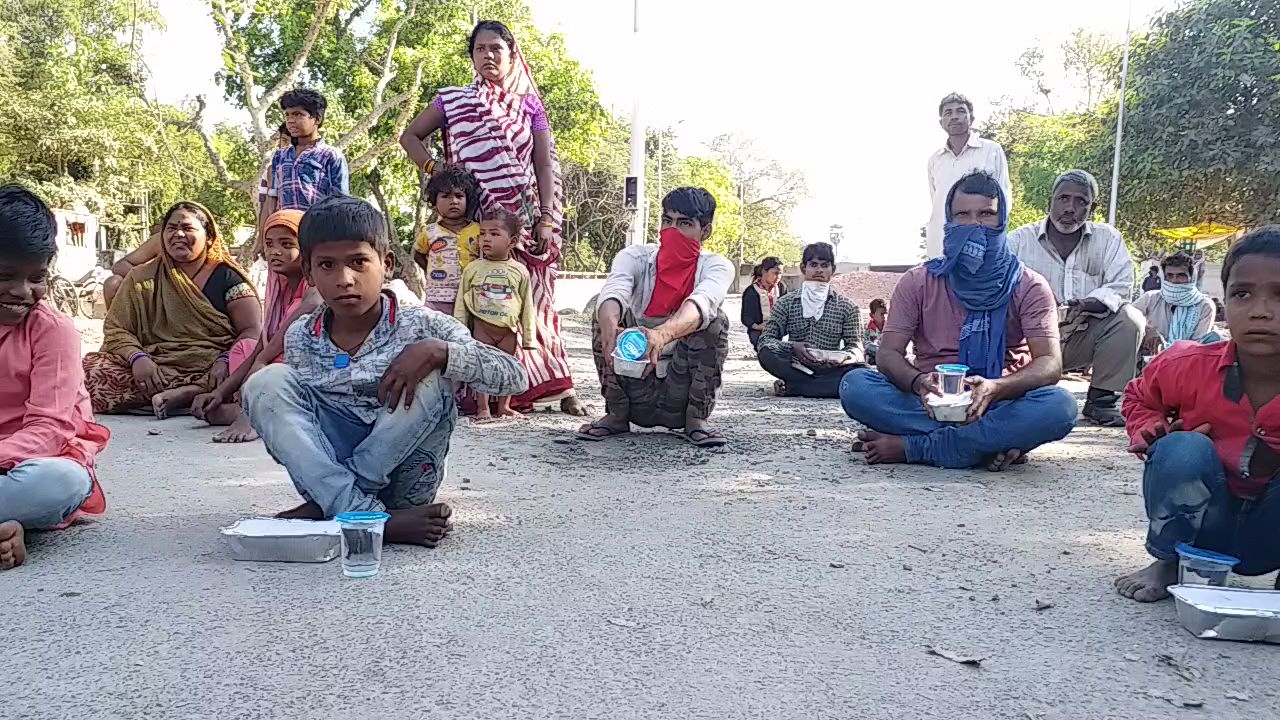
[926,132,1011,258]
[1008,220,1135,312]
[597,244,734,329]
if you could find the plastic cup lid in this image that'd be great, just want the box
[935,364,970,374]
[616,329,648,360]
[335,511,391,525]
[1175,542,1240,566]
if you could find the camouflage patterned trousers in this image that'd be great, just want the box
[591,309,730,430]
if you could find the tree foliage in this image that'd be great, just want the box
[987,0,1278,260]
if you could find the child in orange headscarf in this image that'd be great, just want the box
[191,210,321,442]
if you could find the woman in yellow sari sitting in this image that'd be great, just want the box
[83,202,262,417]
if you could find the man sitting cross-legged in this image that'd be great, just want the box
[840,171,1078,470]
[1115,227,1280,602]
[576,187,734,448]
[756,241,865,399]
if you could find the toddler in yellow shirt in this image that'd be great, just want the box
[413,165,480,315]
[455,209,537,420]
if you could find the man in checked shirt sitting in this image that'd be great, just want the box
[756,242,865,398]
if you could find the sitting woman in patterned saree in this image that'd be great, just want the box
[82,201,261,418]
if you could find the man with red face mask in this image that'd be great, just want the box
[576,187,734,447]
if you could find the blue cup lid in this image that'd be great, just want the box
[1175,542,1240,566]
[616,329,648,361]
[335,511,391,525]
[935,364,969,374]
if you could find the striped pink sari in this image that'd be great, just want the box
[437,56,573,408]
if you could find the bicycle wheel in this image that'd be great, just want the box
[48,277,77,315]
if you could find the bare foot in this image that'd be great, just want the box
[385,503,453,547]
[560,395,589,417]
[0,521,27,570]
[859,430,907,464]
[1115,559,1179,602]
[213,413,260,443]
[496,405,522,418]
[277,501,324,519]
[986,449,1028,472]
[204,402,241,427]
[473,407,494,424]
[151,384,201,420]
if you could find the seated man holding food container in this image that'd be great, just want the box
[840,171,1078,471]
[576,187,734,448]
[756,241,865,398]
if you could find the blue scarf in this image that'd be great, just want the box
[1161,281,1205,342]
[924,184,1022,379]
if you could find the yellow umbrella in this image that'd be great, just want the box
[1152,223,1241,250]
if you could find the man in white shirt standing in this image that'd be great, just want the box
[576,187,734,447]
[1009,169,1145,427]
[926,93,1010,259]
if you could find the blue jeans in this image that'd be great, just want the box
[0,458,93,529]
[1143,431,1280,576]
[839,369,1079,468]
[242,364,456,517]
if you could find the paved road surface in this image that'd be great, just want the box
[3,311,1276,719]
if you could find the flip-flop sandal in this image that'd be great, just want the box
[575,422,629,442]
[685,428,727,448]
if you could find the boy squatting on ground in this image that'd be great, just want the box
[0,186,110,570]
[454,208,538,421]
[241,195,528,547]
[414,165,482,317]
[1115,226,1280,602]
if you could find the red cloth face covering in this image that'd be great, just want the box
[643,226,702,318]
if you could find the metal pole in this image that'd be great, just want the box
[1108,0,1133,226]
[626,0,645,246]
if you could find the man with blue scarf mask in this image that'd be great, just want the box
[1134,251,1220,354]
[840,172,1078,471]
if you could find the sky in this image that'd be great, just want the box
[146,0,1173,264]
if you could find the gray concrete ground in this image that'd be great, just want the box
[3,306,1278,720]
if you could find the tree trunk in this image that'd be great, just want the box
[367,169,424,296]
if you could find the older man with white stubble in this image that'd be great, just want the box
[1008,170,1145,427]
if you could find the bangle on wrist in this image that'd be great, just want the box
[422,158,436,174]
[216,353,230,363]
[909,370,927,394]
[128,352,148,366]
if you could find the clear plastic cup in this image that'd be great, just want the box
[1175,543,1240,587]
[335,511,391,579]
[932,364,970,397]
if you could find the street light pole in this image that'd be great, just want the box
[1108,0,1133,226]
[625,0,645,246]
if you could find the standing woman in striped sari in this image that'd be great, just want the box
[400,20,587,416]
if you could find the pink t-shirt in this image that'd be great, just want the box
[0,302,110,470]
[884,266,1059,374]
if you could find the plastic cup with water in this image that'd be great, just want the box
[932,364,970,398]
[335,511,391,579]
[1175,543,1239,587]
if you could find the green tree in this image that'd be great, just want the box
[0,0,253,247]
[1104,0,1279,257]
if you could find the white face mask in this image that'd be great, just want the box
[800,281,831,321]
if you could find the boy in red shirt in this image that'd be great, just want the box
[0,186,110,570]
[1116,226,1280,602]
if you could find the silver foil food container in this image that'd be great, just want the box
[1169,584,1280,644]
[220,517,341,563]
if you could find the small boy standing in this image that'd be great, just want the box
[454,209,538,420]
[0,186,110,570]
[241,196,528,547]
[413,165,481,315]
[263,88,349,217]
[1116,226,1280,602]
